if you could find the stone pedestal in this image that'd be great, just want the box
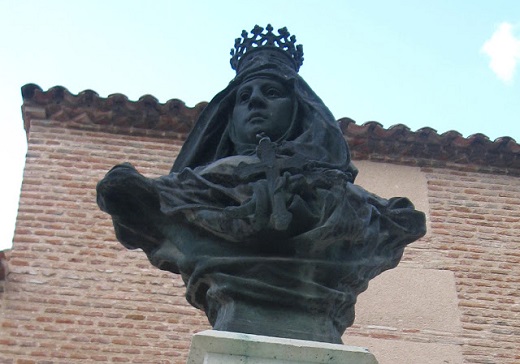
[187,330,379,364]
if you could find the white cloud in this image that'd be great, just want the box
[481,22,520,83]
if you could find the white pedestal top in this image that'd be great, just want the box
[188,330,379,364]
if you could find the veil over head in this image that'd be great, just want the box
[170,49,358,181]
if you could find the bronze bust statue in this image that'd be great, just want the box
[97,24,426,344]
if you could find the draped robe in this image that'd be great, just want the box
[97,56,426,343]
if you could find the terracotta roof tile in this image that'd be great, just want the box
[21,84,520,172]
[21,84,206,135]
[340,118,520,171]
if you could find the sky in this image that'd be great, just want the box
[0,0,519,250]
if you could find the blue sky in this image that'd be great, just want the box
[1,0,519,250]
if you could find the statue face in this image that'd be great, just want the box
[231,77,294,145]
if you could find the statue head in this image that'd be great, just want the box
[230,76,295,147]
[227,24,302,152]
[171,25,357,182]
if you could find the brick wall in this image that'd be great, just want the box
[1,115,519,363]
[1,121,210,364]
[424,168,520,364]
[346,167,520,364]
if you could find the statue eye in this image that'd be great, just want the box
[238,91,251,103]
[265,87,282,98]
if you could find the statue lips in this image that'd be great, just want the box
[247,112,268,124]
[246,112,270,136]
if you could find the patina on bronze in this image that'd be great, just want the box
[97,24,426,344]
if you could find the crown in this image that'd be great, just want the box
[230,24,304,72]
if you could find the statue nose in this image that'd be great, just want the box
[248,90,266,109]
